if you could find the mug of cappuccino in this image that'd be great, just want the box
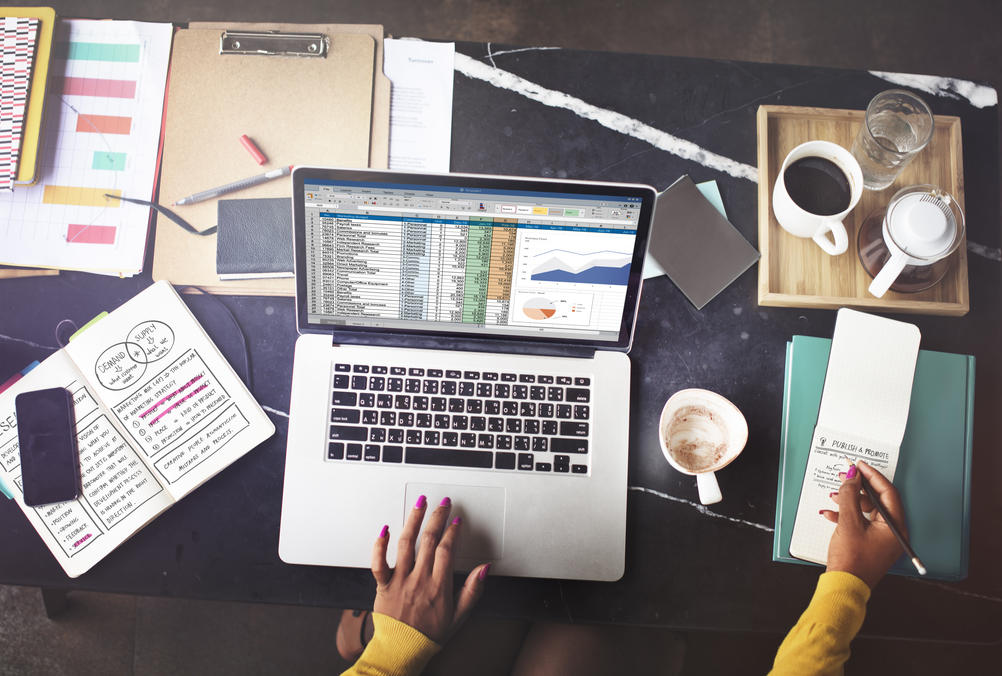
[658,389,748,505]
[772,140,864,256]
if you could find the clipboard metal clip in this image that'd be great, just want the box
[219,30,328,57]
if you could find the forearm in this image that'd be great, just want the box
[769,571,871,676]
[341,613,442,676]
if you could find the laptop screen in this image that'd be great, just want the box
[293,169,655,349]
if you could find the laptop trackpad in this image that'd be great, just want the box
[404,483,505,563]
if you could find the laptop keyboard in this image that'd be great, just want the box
[326,363,591,475]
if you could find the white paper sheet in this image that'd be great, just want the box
[0,20,172,276]
[384,38,455,173]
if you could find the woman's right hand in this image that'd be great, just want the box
[821,460,906,589]
[370,496,490,644]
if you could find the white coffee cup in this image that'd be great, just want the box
[658,389,748,505]
[772,141,864,256]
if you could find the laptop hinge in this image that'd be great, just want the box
[329,332,598,359]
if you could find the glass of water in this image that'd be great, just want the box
[851,89,934,190]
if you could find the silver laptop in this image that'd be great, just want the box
[278,168,656,581]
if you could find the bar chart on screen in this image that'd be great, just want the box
[0,19,171,275]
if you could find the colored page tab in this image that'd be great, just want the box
[43,186,122,207]
[76,114,132,135]
[67,224,117,244]
[62,76,136,99]
[56,41,141,62]
[92,151,126,170]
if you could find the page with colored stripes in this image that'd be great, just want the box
[0,16,40,192]
[0,19,171,275]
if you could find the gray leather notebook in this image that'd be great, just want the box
[648,176,759,309]
[216,197,294,280]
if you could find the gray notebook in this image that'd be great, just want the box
[648,176,759,309]
[216,197,294,280]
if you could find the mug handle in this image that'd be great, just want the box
[868,250,910,298]
[812,220,849,256]
[696,472,722,505]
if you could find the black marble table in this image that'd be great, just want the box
[1,41,1000,643]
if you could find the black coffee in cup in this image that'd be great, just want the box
[783,156,852,216]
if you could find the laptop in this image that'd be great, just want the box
[279,168,656,581]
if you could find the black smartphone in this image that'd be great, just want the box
[15,387,81,506]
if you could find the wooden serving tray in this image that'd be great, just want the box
[756,105,968,316]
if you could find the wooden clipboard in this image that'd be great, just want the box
[153,22,390,296]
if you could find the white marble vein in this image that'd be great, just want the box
[0,333,59,351]
[869,71,998,109]
[629,485,775,532]
[262,405,290,419]
[484,43,561,67]
[967,240,1002,262]
[454,53,759,181]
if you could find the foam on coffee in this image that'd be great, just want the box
[663,404,729,472]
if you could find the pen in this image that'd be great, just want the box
[173,165,292,206]
[858,471,927,576]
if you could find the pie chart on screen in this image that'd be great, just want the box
[522,297,556,320]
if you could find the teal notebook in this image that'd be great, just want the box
[774,335,974,581]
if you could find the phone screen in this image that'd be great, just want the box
[15,387,80,506]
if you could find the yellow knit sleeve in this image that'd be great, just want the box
[769,571,871,676]
[340,613,442,676]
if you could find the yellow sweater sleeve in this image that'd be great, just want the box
[340,613,442,676]
[769,571,871,676]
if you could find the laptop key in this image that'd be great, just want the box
[470,416,487,431]
[488,417,504,432]
[406,430,422,444]
[495,452,516,470]
[538,375,554,384]
[362,410,379,425]
[388,428,405,443]
[443,432,459,446]
[331,425,367,441]
[519,374,535,383]
[441,381,457,395]
[554,455,570,472]
[530,386,545,400]
[431,397,447,412]
[496,434,512,450]
[483,372,498,381]
[359,393,376,408]
[512,385,528,400]
[449,398,465,413]
[364,445,380,462]
[524,420,540,434]
[405,379,421,393]
[369,428,387,442]
[547,387,563,401]
[377,394,393,408]
[423,431,440,445]
[328,442,345,460]
[460,433,477,448]
[333,374,350,389]
[458,382,475,396]
[560,421,589,437]
[406,447,493,469]
[538,403,554,418]
[476,383,492,397]
[477,433,494,449]
[351,376,367,390]
[331,408,360,424]
[434,414,450,429]
[370,377,386,391]
[353,365,369,373]
[574,405,590,420]
[416,413,433,428]
[518,453,534,470]
[332,391,357,406]
[398,412,414,427]
[409,368,425,376]
[485,400,501,415]
[388,378,404,392]
[466,400,483,414]
[551,437,589,454]
[423,380,439,394]
[373,366,388,374]
[566,388,591,403]
[514,435,530,451]
[334,364,351,372]
[520,402,537,417]
[428,369,443,378]
[506,418,522,433]
[556,404,572,419]
[532,437,548,452]
[535,462,552,472]
[502,401,518,416]
[501,373,517,382]
[575,377,591,386]
[413,396,429,411]
[390,366,406,376]
[394,395,411,409]
[383,446,403,463]
[346,444,363,461]
[541,420,558,436]
[446,369,462,379]
[494,383,511,399]
[451,415,469,430]
[463,371,480,380]
[556,376,572,385]
[572,464,588,474]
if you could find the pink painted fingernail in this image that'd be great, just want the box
[452,516,462,525]
[846,465,858,480]
[440,496,451,507]
[838,472,847,480]
[415,495,427,509]
[818,510,826,515]
[379,524,389,539]
[478,563,491,580]
[829,491,838,498]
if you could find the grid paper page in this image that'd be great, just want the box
[0,19,171,275]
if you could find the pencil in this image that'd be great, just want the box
[859,477,927,576]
